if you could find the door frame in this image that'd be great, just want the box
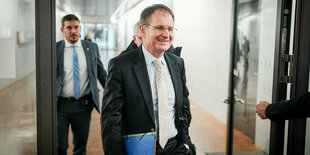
[226,0,294,154]
[35,0,57,154]
[34,0,310,154]
[287,0,310,154]
[226,0,238,154]
[269,0,293,154]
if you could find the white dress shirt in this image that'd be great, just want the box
[142,45,178,139]
[61,39,90,98]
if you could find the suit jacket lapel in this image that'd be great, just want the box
[132,48,155,124]
[81,41,93,76]
[165,53,182,102]
[57,40,65,80]
[165,53,182,126]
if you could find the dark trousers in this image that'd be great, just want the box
[156,137,188,155]
[57,97,93,155]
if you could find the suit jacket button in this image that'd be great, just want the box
[151,128,155,132]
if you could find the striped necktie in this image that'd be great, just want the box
[153,59,170,148]
[72,45,80,99]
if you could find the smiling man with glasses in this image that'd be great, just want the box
[101,4,195,155]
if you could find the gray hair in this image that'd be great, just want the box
[133,21,140,35]
[139,4,174,25]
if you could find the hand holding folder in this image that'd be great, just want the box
[123,132,156,155]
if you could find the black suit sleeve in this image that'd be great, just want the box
[120,40,138,56]
[180,58,192,145]
[100,59,124,155]
[266,92,310,120]
[95,43,107,87]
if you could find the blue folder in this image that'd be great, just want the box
[123,132,156,155]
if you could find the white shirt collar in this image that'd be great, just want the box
[64,39,81,48]
[142,45,166,66]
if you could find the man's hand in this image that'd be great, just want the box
[256,101,270,119]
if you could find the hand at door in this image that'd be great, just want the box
[256,101,270,119]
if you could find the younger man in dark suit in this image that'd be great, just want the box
[56,14,107,155]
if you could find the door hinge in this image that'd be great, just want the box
[280,54,294,83]
[281,54,294,62]
[280,75,292,83]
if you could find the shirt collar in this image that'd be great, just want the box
[64,39,81,48]
[142,45,166,66]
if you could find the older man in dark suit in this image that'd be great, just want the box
[101,4,193,155]
[56,14,107,155]
[120,21,143,55]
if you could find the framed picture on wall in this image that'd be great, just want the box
[17,31,34,44]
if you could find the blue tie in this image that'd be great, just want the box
[72,45,80,99]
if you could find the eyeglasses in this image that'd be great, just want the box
[145,24,177,34]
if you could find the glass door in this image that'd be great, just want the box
[227,0,280,154]
[0,0,37,154]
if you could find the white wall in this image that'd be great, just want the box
[0,0,35,89]
[55,9,66,42]
[173,0,232,123]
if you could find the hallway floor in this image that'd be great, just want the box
[0,73,258,155]
[67,101,258,155]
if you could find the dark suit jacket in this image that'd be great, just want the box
[101,46,191,155]
[56,40,107,112]
[266,92,310,120]
[161,45,182,57]
[120,40,138,55]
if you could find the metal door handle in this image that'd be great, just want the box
[221,98,229,104]
[235,98,245,104]
[221,97,244,104]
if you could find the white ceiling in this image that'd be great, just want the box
[57,0,124,22]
